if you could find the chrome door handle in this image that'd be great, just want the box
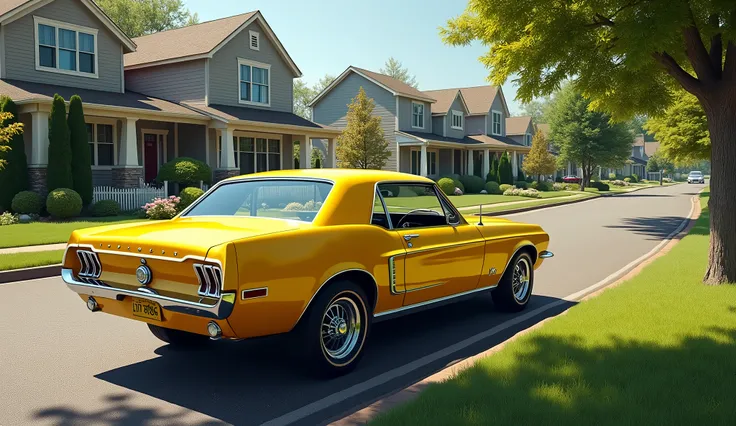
[403,234,420,241]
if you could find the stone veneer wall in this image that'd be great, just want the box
[112,167,144,188]
[28,167,48,197]
[213,169,240,183]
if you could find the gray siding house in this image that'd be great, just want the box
[0,1,339,193]
[311,69,530,180]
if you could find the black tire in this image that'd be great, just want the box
[492,251,535,312]
[148,324,210,347]
[298,280,371,377]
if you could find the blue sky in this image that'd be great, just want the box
[183,0,524,114]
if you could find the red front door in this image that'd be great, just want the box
[144,134,158,183]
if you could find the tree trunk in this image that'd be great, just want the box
[702,93,736,285]
[659,170,663,186]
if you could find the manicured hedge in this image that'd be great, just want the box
[11,191,43,215]
[589,181,610,191]
[91,199,121,217]
[458,175,485,194]
[514,181,529,189]
[46,188,82,219]
[485,181,502,194]
[157,157,212,186]
[437,178,456,196]
[179,187,205,209]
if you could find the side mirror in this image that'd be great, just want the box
[447,213,460,227]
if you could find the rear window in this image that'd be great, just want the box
[184,179,333,222]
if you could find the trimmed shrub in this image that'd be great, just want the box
[608,172,617,180]
[179,187,205,210]
[157,157,212,187]
[91,199,121,217]
[531,181,555,192]
[498,152,514,184]
[499,184,514,193]
[11,191,43,214]
[514,180,529,189]
[143,196,180,220]
[485,181,502,194]
[555,183,581,191]
[612,179,629,186]
[555,176,563,183]
[1,212,18,226]
[458,175,485,194]
[503,187,541,198]
[624,177,632,183]
[630,174,639,183]
[67,95,93,205]
[438,177,456,196]
[46,188,82,219]
[0,97,29,211]
[526,175,534,183]
[589,181,610,191]
[516,168,525,182]
[487,156,499,183]
[47,94,73,192]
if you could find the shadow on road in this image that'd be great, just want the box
[616,193,673,198]
[605,216,690,240]
[70,294,576,425]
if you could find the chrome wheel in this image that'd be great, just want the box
[321,297,362,361]
[512,257,531,301]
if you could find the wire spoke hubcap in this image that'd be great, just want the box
[512,258,531,301]
[321,296,361,360]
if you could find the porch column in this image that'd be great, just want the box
[219,127,236,168]
[512,151,518,177]
[113,117,143,188]
[420,144,428,177]
[467,150,474,176]
[327,138,336,168]
[482,149,490,178]
[299,135,311,169]
[28,111,49,195]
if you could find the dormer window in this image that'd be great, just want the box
[525,133,532,145]
[412,102,424,129]
[249,30,260,50]
[451,110,464,130]
[491,111,502,135]
[238,58,270,106]
[34,17,98,78]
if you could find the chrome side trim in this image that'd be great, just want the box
[63,243,223,266]
[404,282,445,293]
[539,250,554,259]
[388,256,397,294]
[403,239,485,256]
[61,268,235,320]
[374,283,498,318]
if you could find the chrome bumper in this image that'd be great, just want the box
[540,250,554,259]
[61,268,235,320]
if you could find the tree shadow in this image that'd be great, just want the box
[615,193,673,198]
[605,216,690,240]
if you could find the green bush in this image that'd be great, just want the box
[624,177,632,183]
[516,168,525,182]
[458,175,485,194]
[91,199,121,217]
[157,157,212,186]
[47,94,73,192]
[531,181,555,192]
[437,178,456,196]
[555,176,563,183]
[0,97,29,211]
[68,95,93,205]
[566,183,581,191]
[499,184,514,192]
[589,181,610,191]
[11,191,43,214]
[498,152,514,184]
[46,188,82,219]
[487,157,499,183]
[179,187,205,209]
[608,172,617,180]
[628,174,639,183]
[0,212,18,226]
[485,181,502,194]
[514,181,529,189]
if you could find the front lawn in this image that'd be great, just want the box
[385,191,570,210]
[0,250,65,271]
[374,191,736,425]
[0,216,142,249]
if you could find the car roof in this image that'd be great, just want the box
[689,171,703,174]
[222,169,435,185]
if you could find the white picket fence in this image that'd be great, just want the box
[93,181,168,211]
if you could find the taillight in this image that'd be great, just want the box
[77,250,102,279]
[193,264,222,298]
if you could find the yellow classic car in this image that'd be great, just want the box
[62,169,552,376]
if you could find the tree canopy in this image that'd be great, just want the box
[97,0,199,38]
[645,90,710,165]
[522,129,557,181]
[336,87,391,169]
[379,57,418,88]
[293,74,336,119]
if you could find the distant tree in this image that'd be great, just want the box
[314,74,336,94]
[486,155,499,183]
[645,91,710,166]
[96,0,199,38]
[67,96,93,205]
[336,87,390,169]
[516,166,525,182]
[519,97,552,123]
[0,98,28,210]
[380,57,418,88]
[293,74,337,119]
[311,147,324,168]
[647,151,674,185]
[497,151,514,185]
[522,130,557,182]
[47,94,73,192]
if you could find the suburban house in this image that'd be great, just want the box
[600,134,654,179]
[505,115,534,171]
[0,0,339,194]
[309,66,531,180]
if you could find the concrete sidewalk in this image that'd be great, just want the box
[0,243,66,255]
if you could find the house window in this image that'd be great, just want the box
[219,135,281,173]
[427,151,437,175]
[249,30,260,50]
[451,110,463,130]
[34,17,97,77]
[410,149,436,175]
[491,111,502,135]
[86,122,115,166]
[525,133,532,146]
[238,59,270,105]
[412,102,424,128]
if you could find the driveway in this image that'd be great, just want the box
[0,183,704,426]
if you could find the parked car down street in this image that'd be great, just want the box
[687,171,705,184]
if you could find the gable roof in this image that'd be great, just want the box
[309,66,435,106]
[645,141,660,157]
[633,134,645,147]
[423,89,469,115]
[124,11,301,76]
[0,0,136,52]
[506,116,533,136]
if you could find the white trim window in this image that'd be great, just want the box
[34,16,98,78]
[86,121,116,167]
[410,148,437,176]
[249,30,260,50]
[491,111,502,135]
[238,58,270,106]
[412,102,424,129]
[451,110,464,130]
[525,133,532,146]
[218,134,282,173]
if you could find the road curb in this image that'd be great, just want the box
[0,264,61,284]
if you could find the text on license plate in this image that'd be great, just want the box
[132,297,162,321]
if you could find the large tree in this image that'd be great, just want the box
[0,98,28,210]
[523,130,558,182]
[97,0,199,38]
[293,74,337,119]
[336,87,390,169]
[645,90,710,165]
[379,57,418,88]
[519,96,552,123]
[548,87,632,190]
[441,0,736,284]
[47,94,73,192]
[67,96,93,205]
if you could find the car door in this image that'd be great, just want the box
[378,183,485,306]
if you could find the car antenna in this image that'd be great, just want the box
[477,203,484,226]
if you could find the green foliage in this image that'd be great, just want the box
[522,130,557,181]
[47,94,73,192]
[96,0,199,38]
[497,151,514,185]
[0,97,28,210]
[513,181,529,189]
[503,187,541,198]
[336,87,391,169]
[486,156,499,183]
[67,96,93,205]
[647,152,674,174]
[311,147,324,168]
[608,172,617,180]
[485,181,502,194]
[437,177,457,196]
[179,187,205,210]
[499,184,513,192]
[382,185,400,198]
[379,57,417,88]
[624,177,632,183]
[644,90,710,165]
[46,188,82,219]
[516,168,525,182]
[631,174,639,183]
[531,181,555,192]
[589,181,610,191]
[0,211,18,226]
[91,200,121,217]
[293,75,336,119]
[458,175,485,194]
[157,157,212,186]
[11,191,42,214]
[555,176,563,183]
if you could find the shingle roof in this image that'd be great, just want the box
[398,131,531,151]
[645,141,660,157]
[630,156,648,165]
[422,89,461,115]
[0,79,205,117]
[182,102,340,133]
[633,134,645,147]
[0,0,30,16]
[467,134,532,151]
[459,86,500,115]
[536,123,551,138]
[506,116,533,136]
[351,67,435,102]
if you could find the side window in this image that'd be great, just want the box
[377,184,452,229]
[371,189,391,229]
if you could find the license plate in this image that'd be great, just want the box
[132,297,162,321]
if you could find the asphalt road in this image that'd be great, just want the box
[0,183,704,426]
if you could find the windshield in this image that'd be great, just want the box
[689,172,703,176]
[184,179,333,222]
